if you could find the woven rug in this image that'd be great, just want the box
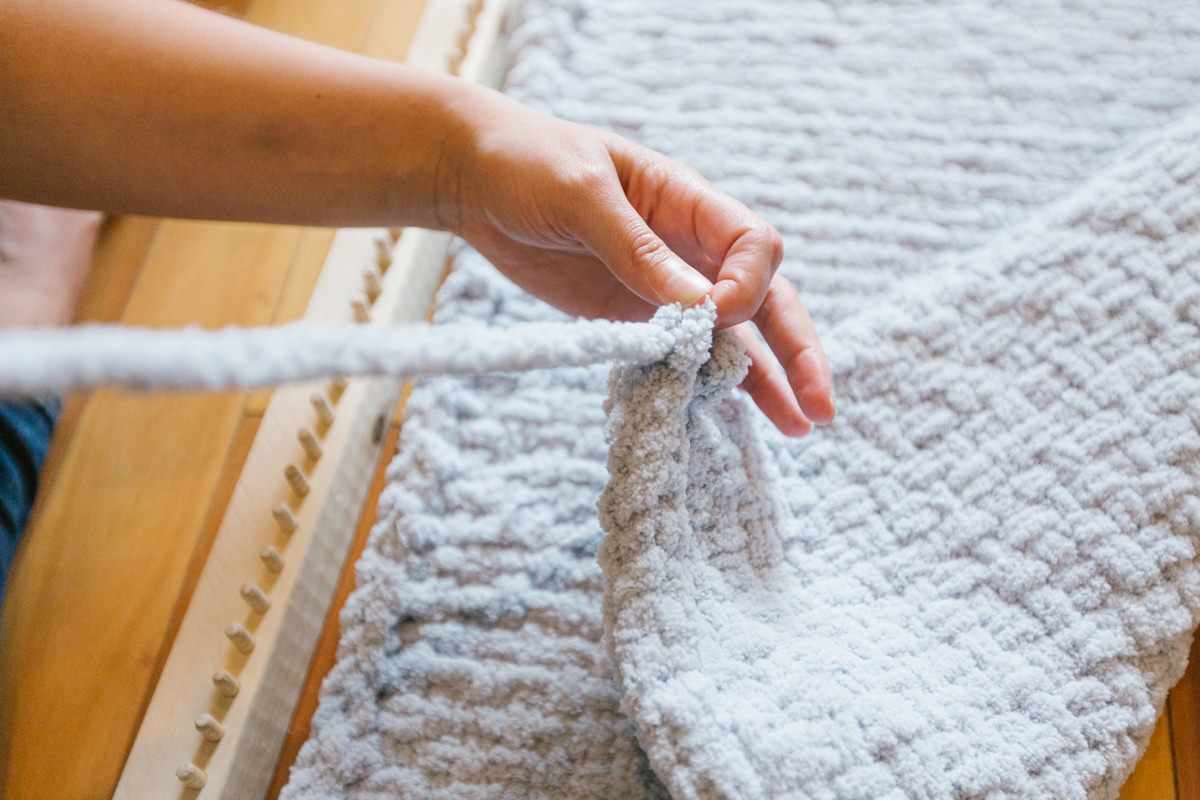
[282,1,1200,797]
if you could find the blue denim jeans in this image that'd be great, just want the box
[0,396,59,603]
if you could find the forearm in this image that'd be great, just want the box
[0,0,469,228]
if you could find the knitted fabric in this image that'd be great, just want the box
[598,120,1200,799]
[284,1,1200,798]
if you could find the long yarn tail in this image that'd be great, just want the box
[0,315,683,394]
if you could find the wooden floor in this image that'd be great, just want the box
[0,2,1196,799]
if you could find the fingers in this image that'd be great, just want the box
[753,275,835,425]
[607,139,782,328]
[695,200,783,328]
[568,170,715,309]
[732,323,813,437]
[585,138,835,434]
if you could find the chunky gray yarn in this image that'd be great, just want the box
[284,1,1200,798]
[598,118,1200,799]
[0,318,674,394]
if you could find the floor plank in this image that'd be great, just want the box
[75,215,161,325]
[0,223,299,800]
[1171,635,1200,800]
[1119,708,1178,800]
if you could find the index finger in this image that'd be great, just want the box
[692,194,785,329]
[607,139,782,327]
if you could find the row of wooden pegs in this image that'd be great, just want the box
[174,228,399,792]
[446,0,486,75]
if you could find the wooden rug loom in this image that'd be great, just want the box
[112,2,515,796]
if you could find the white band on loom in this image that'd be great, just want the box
[0,317,677,394]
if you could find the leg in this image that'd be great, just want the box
[0,200,101,327]
[0,200,100,603]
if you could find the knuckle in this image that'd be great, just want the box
[765,227,785,269]
[627,227,668,269]
[562,156,615,197]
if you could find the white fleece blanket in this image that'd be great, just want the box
[283,1,1200,798]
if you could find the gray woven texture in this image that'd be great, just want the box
[283,1,1200,797]
[599,120,1200,799]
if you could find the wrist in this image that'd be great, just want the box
[398,71,499,234]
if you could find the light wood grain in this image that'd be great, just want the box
[111,228,416,800]
[242,0,378,45]
[264,420,404,800]
[76,216,162,324]
[0,222,298,800]
[0,2,390,796]
[245,228,338,416]
[1119,709,1177,800]
[112,1,494,794]
[1170,635,1200,800]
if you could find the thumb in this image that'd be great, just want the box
[573,186,713,308]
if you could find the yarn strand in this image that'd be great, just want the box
[0,317,677,394]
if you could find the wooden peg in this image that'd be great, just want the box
[329,376,348,402]
[298,427,323,460]
[456,24,473,57]
[387,227,402,244]
[374,236,392,270]
[272,503,298,534]
[351,297,370,323]
[363,266,382,302]
[240,582,271,614]
[176,762,206,790]
[260,545,284,573]
[284,463,310,497]
[311,392,335,427]
[212,669,240,697]
[225,622,255,654]
[194,713,225,743]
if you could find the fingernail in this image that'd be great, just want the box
[662,268,714,306]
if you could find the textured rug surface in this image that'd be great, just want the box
[599,121,1200,800]
[282,1,1200,798]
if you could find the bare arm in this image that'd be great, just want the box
[0,0,834,433]
[0,0,461,227]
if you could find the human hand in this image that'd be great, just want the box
[437,84,834,436]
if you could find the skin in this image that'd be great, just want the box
[0,0,834,434]
[0,202,101,327]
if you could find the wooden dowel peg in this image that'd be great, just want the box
[351,296,370,323]
[329,376,347,402]
[194,713,224,743]
[456,25,473,57]
[176,762,206,790]
[260,545,284,573]
[374,236,392,270]
[272,503,298,534]
[298,427,323,460]
[225,622,255,654]
[284,464,310,496]
[311,392,335,427]
[363,267,382,302]
[213,669,240,697]
[240,582,271,614]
